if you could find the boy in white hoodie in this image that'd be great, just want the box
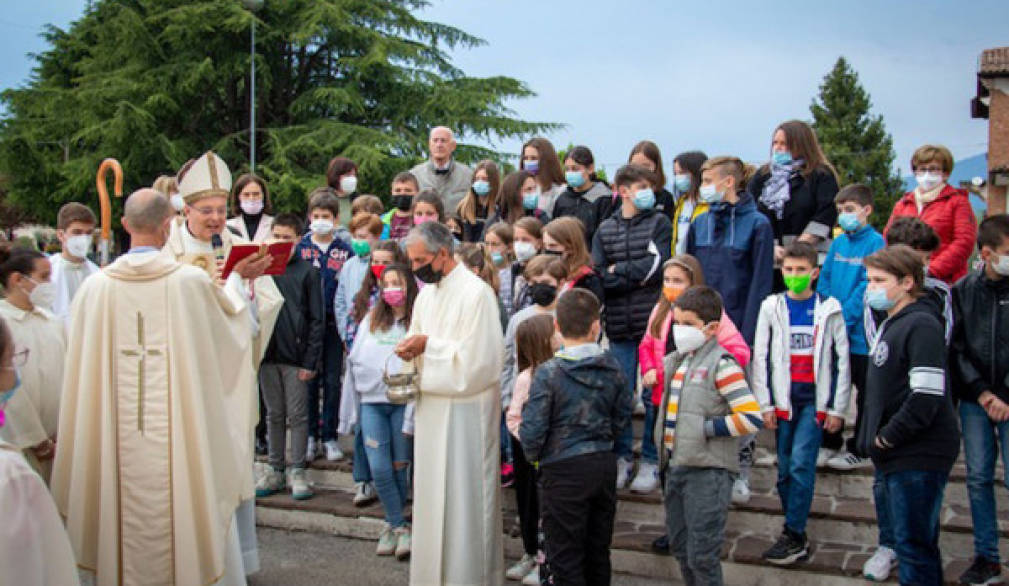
[752,241,851,566]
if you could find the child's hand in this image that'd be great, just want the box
[641,369,658,387]
[297,369,315,381]
[762,412,777,430]
[823,415,844,433]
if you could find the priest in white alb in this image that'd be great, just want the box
[51,189,271,585]
[396,221,505,586]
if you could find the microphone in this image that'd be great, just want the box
[211,233,224,262]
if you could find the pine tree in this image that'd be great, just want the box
[810,57,904,230]
[0,0,558,223]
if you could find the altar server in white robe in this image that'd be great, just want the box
[52,188,271,585]
[50,202,100,328]
[396,221,505,586]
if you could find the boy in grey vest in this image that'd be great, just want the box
[653,286,764,585]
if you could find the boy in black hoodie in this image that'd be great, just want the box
[856,245,959,586]
[520,288,633,585]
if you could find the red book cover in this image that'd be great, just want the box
[220,241,293,279]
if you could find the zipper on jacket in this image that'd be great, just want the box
[992,294,998,389]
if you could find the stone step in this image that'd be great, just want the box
[255,487,976,585]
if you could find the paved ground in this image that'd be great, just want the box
[251,527,676,585]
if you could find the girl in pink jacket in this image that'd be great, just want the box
[639,255,751,406]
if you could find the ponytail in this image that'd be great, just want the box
[0,244,44,290]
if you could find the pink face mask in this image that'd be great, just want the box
[382,287,406,307]
[413,215,434,225]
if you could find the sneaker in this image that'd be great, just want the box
[958,556,1002,585]
[501,463,515,488]
[629,462,660,494]
[353,482,377,507]
[615,458,633,490]
[651,534,671,556]
[506,553,536,580]
[289,468,313,500]
[816,447,837,468]
[376,524,396,556]
[324,439,344,462]
[255,467,285,497]
[826,449,872,471]
[862,546,898,582]
[762,527,809,566]
[394,525,412,560]
[305,437,317,463]
[520,566,540,586]
[731,477,751,504]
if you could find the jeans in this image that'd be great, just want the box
[359,403,411,528]
[608,340,639,462]
[664,466,732,586]
[960,400,1009,562]
[873,469,895,549]
[260,363,309,470]
[540,451,617,586]
[775,403,822,534]
[307,323,343,441]
[884,469,948,586]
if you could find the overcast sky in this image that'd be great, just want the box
[2,1,1004,178]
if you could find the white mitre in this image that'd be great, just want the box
[178,151,232,205]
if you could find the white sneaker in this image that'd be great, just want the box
[629,462,660,494]
[521,566,540,585]
[305,437,317,463]
[826,449,872,471]
[862,546,898,581]
[376,524,396,556]
[816,448,837,468]
[255,467,285,497]
[394,525,411,560]
[615,458,633,490]
[353,481,377,507]
[731,477,751,504]
[324,439,344,461]
[506,554,536,581]
[288,468,313,500]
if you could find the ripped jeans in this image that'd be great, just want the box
[360,403,412,527]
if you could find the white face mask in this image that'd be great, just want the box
[23,277,55,310]
[698,183,724,204]
[672,324,708,353]
[170,194,185,212]
[513,241,537,262]
[240,199,264,215]
[65,234,92,259]
[310,219,334,235]
[915,171,943,192]
[340,176,358,194]
[992,252,1009,277]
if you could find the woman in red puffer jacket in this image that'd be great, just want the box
[885,144,977,285]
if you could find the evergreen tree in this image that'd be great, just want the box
[0,0,558,223]
[810,57,904,230]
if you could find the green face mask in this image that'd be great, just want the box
[351,238,371,257]
[783,273,812,295]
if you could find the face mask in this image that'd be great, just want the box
[783,273,812,295]
[240,199,264,215]
[310,219,334,235]
[699,184,724,204]
[915,171,942,192]
[837,212,863,232]
[393,195,413,212]
[472,180,491,196]
[771,150,793,166]
[514,241,537,262]
[522,191,539,210]
[382,287,406,307]
[529,283,557,307]
[414,258,443,284]
[340,176,358,194]
[490,251,504,266]
[23,277,55,310]
[371,264,386,280]
[991,253,1009,277]
[351,238,371,257]
[524,160,539,175]
[673,174,692,193]
[170,194,185,212]
[414,215,435,225]
[632,188,655,211]
[673,324,708,353]
[66,234,92,259]
[663,286,683,303]
[565,171,585,188]
[866,286,897,311]
[0,368,21,428]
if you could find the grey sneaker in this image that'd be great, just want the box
[289,468,313,501]
[354,482,377,507]
[394,525,411,561]
[376,524,396,556]
[255,467,285,498]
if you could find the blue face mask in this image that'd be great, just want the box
[490,251,504,265]
[0,368,21,428]
[866,287,895,311]
[673,174,692,193]
[523,160,539,175]
[632,188,655,211]
[565,171,585,188]
[522,192,539,210]
[838,212,863,232]
[472,180,490,196]
[772,151,793,166]
[698,184,724,204]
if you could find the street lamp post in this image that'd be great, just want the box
[243,0,263,173]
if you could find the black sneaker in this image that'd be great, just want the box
[958,556,1002,585]
[651,534,670,555]
[762,528,809,566]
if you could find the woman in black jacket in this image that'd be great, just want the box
[628,140,675,223]
[553,146,614,245]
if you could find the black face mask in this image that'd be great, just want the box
[414,258,444,284]
[393,195,412,212]
[543,249,563,257]
[529,283,557,307]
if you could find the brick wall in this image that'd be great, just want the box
[987,87,1008,215]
